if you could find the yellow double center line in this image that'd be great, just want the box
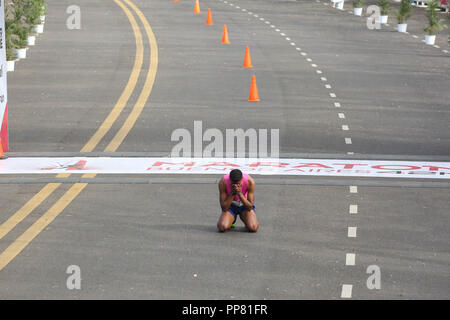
[0,0,158,271]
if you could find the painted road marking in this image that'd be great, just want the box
[1,157,449,179]
[349,204,358,214]
[0,183,61,240]
[334,102,341,107]
[348,227,357,238]
[338,113,345,119]
[346,253,356,266]
[81,1,144,152]
[345,138,352,144]
[0,0,158,273]
[0,183,88,271]
[0,0,147,244]
[349,186,358,193]
[341,284,353,298]
[105,0,158,152]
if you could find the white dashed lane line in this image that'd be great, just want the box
[346,253,356,266]
[348,227,357,238]
[341,284,353,298]
[349,204,358,214]
[217,0,360,299]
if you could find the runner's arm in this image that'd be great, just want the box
[238,178,255,211]
[219,178,234,212]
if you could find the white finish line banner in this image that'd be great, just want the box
[0,158,449,179]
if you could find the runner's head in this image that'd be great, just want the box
[230,169,243,184]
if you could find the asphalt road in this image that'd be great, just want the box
[0,0,449,300]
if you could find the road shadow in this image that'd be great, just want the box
[144,223,253,233]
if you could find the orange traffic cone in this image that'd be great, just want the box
[248,75,260,102]
[0,138,7,160]
[206,8,213,25]
[243,46,253,68]
[194,0,200,14]
[221,24,230,44]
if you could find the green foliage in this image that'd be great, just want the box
[353,0,364,8]
[6,47,17,61]
[5,1,46,57]
[378,0,390,16]
[396,0,412,24]
[423,0,448,35]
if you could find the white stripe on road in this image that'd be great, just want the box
[2,158,449,179]
[347,227,357,237]
[346,253,356,265]
[349,204,358,214]
[341,284,353,298]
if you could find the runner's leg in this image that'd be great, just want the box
[239,209,259,232]
[217,211,236,232]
